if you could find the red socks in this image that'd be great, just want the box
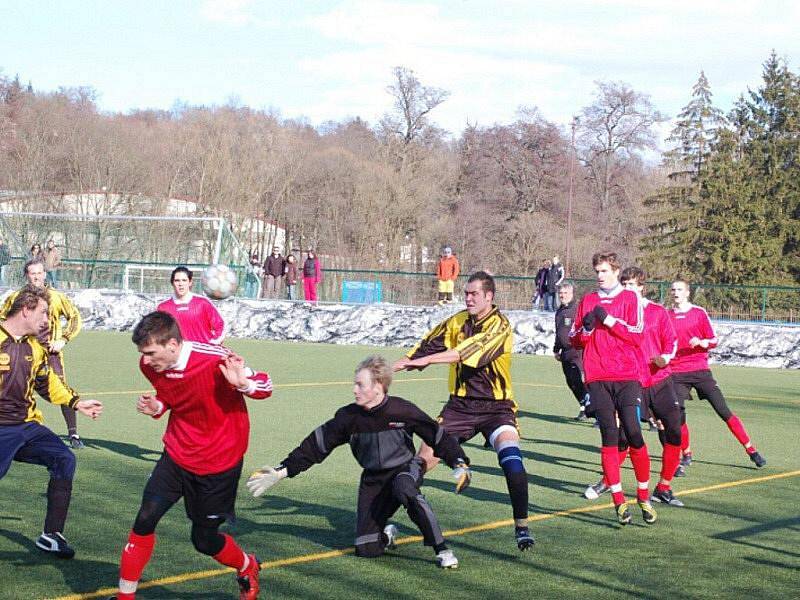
[680,423,690,452]
[117,531,156,599]
[213,534,247,571]
[601,446,624,505]
[660,443,681,486]
[628,445,651,501]
[726,414,754,449]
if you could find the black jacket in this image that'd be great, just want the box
[554,300,581,364]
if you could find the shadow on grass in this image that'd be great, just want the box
[82,438,161,463]
[711,516,800,559]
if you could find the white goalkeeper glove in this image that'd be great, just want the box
[246,465,287,497]
[452,461,471,494]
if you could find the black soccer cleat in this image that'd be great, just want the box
[36,532,75,559]
[70,435,85,450]
[680,452,693,467]
[515,527,535,551]
[575,407,587,421]
[674,464,686,478]
[615,503,632,525]
[637,500,658,524]
[749,451,766,468]
[651,488,685,507]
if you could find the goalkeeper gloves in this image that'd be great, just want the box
[246,465,287,497]
[582,312,596,332]
[592,305,609,323]
[452,461,471,494]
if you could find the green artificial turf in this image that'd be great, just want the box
[1,331,798,599]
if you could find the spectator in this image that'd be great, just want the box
[0,238,10,287]
[302,248,322,303]
[262,245,287,298]
[29,242,43,261]
[545,255,565,311]
[436,246,460,305]
[285,254,298,300]
[532,260,550,310]
[43,240,62,288]
[243,253,261,299]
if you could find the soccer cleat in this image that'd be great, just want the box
[593,419,601,429]
[650,488,685,507]
[749,451,766,468]
[680,452,693,467]
[583,480,609,500]
[383,524,398,550]
[575,407,587,421]
[674,464,686,478]
[436,548,459,568]
[647,419,659,432]
[70,435,85,449]
[638,500,658,524]
[615,503,632,525]
[36,532,75,559]
[236,554,261,600]
[515,527,535,551]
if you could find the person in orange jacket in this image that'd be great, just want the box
[436,247,460,305]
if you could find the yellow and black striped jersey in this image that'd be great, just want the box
[0,323,80,425]
[407,305,514,403]
[0,286,82,345]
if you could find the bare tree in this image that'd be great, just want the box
[381,66,450,144]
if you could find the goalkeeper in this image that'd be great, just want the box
[247,355,471,569]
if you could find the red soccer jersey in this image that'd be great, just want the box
[141,342,272,475]
[638,299,678,388]
[157,293,225,344]
[668,304,718,373]
[570,285,644,383]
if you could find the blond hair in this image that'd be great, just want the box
[355,355,393,393]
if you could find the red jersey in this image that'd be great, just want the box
[157,293,225,344]
[668,304,718,373]
[638,299,678,388]
[570,285,643,383]
[141,342,272,475]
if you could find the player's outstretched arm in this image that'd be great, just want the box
[219,353,273,399]
[246,465,288,497]
[137,393,167,418]
[75,399,103,419]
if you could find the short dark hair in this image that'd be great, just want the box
[672,277,690,289]
[23,259,45,276]
[6,284,49,317]
[170,266,193,283]
[132,311,183,347]
[592,252,621,270]
[467,271,495,295]
[620,266,647,285]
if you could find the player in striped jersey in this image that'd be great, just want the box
[109,312,272,600]
[668,280,765,473]
[394,271,534,551]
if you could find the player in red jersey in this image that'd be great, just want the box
[109,312,272,600]
[668,279,766,472]
[569,253,656,525]
[156,266,225,344]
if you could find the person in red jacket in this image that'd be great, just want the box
[109,311,273,600]
[569,252,656,526]
[436,246,460,304]
[668,279,766,473]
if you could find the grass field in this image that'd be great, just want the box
[1,331,798,600]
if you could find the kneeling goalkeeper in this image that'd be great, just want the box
[247,355,471,568]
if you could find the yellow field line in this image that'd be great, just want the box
[48,469,800,600]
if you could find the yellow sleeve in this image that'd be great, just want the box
[58,294,82,341]
[454,317,511,369]
[407,319,452,359]
[0,290,17,319]
[33,346,80,408]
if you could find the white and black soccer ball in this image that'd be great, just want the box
[201,264,238,300]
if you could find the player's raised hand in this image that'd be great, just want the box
[452,461,471,494]
[219,354,249,388]
[392,357,412,372]
[246,465,287,497]
[137,393,162,416]
[76,399,103,419]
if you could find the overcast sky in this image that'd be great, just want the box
[2,1,799,148]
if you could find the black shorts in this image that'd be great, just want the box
[587,380,642,422]
[438,395,519,444]
[672,370,718,402]
[143,452,242,527]
[643,377,681,425]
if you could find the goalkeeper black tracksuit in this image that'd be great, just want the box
[278,394,469,557]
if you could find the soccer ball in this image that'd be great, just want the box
[201,264,238,300]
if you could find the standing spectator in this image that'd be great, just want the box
[0,237,11,287]
[243,253,261,299]
[29,242,43,261]
[302,248,322,303]
[545,255,565,311]
[553,283,588,420]
[44,240,62,288]
[262,245,286,298]
[436,246,460,305]
[285,254,298,300]
[532,260,550,310]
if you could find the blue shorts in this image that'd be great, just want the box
[0,421,76,480]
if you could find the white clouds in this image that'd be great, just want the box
[199,0,258,26]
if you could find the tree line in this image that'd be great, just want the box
[1,56,797,285]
